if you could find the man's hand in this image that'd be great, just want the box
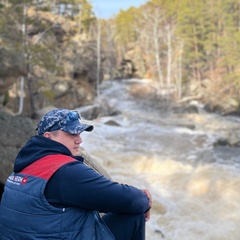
[142,189,152,221]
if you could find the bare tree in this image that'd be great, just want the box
[166,24,172,102]
[135,6,164,89]
[96,19,101,97]
[17,3,27,115]
[103,21,118,80]
[175,41,184,99]
[152,8,164,90]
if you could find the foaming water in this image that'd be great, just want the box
[81,80,240,240]
[83,123,240,239]
[128,157,240,240]
[81,115,240,240]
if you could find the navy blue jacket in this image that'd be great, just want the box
[0,154,114,239]
[13,135,150,214]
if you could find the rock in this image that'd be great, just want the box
[0,48,26,108]
[77,100,121,120]
[104,120,121,127]
[77,104,100,120]
[0,111,36,184]
[213,138,229,146]
[79,147,111,179]
[223,110,240,117]
[173,100,205,115]
[0,48,25,78]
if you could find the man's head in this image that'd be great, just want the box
[36,108,93,155]
[36,108,93,135]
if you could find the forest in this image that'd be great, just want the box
[0,0,240,117]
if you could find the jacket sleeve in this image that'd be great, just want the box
[44,161,150,214]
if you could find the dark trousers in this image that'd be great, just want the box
[102,213,145,240]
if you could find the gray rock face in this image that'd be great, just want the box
[0,48,25,79]
[0,48,26,104]
[0,111,36,184]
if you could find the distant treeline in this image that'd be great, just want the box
[0,0,239,114]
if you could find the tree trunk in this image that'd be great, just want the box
[166,24,172,102]
[153,10,163,90]
[16,3,27,116]
[96,20,101,97]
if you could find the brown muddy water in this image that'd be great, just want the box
[81,80,240,240]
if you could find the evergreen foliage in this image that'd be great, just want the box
[110,0,240,111]
[0,0,240,114]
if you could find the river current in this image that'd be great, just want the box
[80,79,240,240]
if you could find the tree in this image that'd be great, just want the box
[136,5,164,89]
[0,0,96,116]
[100,19,118,80]
[114,8,139,62]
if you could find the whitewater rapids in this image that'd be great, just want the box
[81,79,240,240]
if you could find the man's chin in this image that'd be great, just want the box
[72,149,80,156]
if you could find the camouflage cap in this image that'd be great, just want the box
[36,108,93,135]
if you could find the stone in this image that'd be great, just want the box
[0,111,36,184]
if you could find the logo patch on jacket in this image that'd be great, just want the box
[7,175,28,185]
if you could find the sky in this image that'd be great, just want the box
[90,0,148,19]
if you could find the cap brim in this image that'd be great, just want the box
[83,124,94,132]
[62,120,93,134]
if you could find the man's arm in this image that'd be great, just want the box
[45,161,151,214]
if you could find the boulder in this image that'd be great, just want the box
[0,110,36,184]
[0,48,25,79]
[0,48,26,106]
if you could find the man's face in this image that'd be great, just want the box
[48,130,82,155]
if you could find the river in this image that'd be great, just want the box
[80,79,240,240]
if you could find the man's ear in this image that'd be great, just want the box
[43,132,51,139]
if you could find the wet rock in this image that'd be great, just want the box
[104,120,121,127]
[213,138,230,146]
[214,137,240,148]
[77,104,100,120]
[154,229,165,239]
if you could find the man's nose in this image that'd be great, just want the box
[75,135,82,144]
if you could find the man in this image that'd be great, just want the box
[0,108,151,240]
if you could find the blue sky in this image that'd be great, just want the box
[90,0,148,19]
